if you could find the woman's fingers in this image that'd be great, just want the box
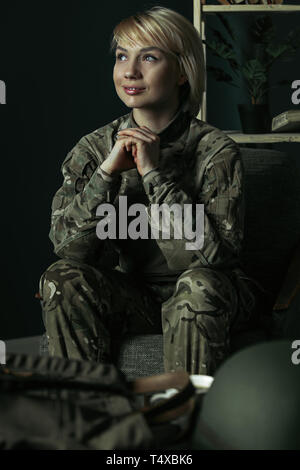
[116,128,159,176]
[117,134,137,154]
[117,127,157,143]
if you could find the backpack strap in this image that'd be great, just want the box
[130,371,196,425]
[129,370,197,445]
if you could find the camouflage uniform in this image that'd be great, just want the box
[39,100,256,375]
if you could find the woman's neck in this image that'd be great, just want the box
[132,101,181,133]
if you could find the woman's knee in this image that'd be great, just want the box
[39,258,107,303]
[176,267,230,293]
[161,267,236,332]
[167,267,232,308]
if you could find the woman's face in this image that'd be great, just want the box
[113,43,185,113]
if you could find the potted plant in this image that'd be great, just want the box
[204,14,300,132]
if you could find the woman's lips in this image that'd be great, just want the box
[123,87,145,95]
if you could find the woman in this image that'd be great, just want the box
[39,6,256,375]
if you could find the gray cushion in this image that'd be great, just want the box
[116,335,164,379]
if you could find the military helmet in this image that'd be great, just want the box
[191,340,300,450]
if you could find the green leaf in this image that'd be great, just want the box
[266,44,292,60]
[207,65,236,86]
[242,59,267,83]
[204,40,236,61]
[250,15,274,45]
[210,28,234,50]
[216,13,236,42]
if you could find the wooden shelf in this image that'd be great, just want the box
[225,132,300,144]
[203,5,300,14]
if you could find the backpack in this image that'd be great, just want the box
[0,353,195,450]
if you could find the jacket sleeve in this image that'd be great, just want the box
[141,143,244,271]
[49,137,121,266]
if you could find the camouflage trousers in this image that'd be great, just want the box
[39,259,242,375]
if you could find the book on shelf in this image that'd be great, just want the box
[212,1,284,4]
[271,110,300,132]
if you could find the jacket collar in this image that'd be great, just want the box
[126,99,191,145]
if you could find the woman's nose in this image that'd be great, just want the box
[124,60,142,78]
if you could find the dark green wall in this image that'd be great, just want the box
[1,1,299,339]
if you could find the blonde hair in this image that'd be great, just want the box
[110,6,205,118]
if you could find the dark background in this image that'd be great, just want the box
[1,1,300,340]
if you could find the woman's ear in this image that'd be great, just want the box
[178,75,187,86]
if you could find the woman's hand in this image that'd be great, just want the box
[100,135,137,176]
[116,126,160,177]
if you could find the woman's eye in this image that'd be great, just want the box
[146,55,157,62]
[116,53,126,61]
[144,55,157,61]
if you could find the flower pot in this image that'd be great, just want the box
[238,104,272,134]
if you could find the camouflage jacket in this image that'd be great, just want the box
[49,100,244,281]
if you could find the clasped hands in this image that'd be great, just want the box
[100,126,160,178]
